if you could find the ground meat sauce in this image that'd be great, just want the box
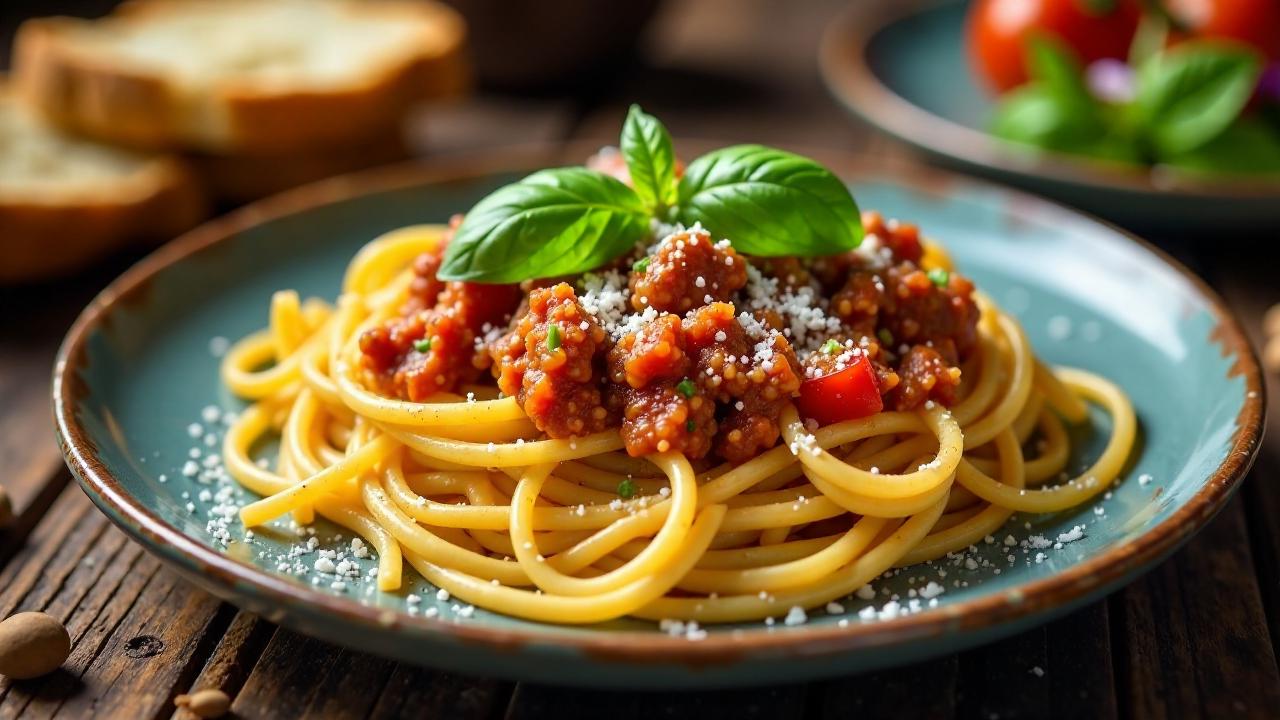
[602,301,801,460]
[358,233,521,402]
[358,204,980,464]
[820,212,978,410]
[490,283,615,437]
[630,229,747,313]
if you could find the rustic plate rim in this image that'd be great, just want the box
[52,142,1266,668]
[818,0,1280,200]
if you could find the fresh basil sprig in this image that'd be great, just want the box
[674,145,863,257]
[992,37,1106,152]
[990,35,1278,175]
[438,106,863,283]
[437,168,650,283]
[1163,117,1280,174]
[1135,42,1261,156]
[620,104,678,212]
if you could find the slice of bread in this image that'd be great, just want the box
[13,0,469,153]
[0,88,205,283]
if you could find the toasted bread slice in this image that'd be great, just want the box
[13,0,468,153]
[0,88,205,283]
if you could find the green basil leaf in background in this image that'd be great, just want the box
[620,104,678,211]
[992,86,1100,151]
[1161,118,1280,175]
[992,38,1108,153]
[673,145,862,257]
[1136,41,1262,156]
[1127,13,1169,68]
[1027,35,1103,133]
[439,167,649,283]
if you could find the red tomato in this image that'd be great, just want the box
[967,0,1143,92]
[1165,0,1280,58]
[797,355,884,426]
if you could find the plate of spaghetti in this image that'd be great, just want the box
[54,109,1264,688]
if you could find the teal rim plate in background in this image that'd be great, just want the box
[53,145,1264,689]
[819,0,1280,236]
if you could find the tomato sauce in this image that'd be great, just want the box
[359,211,981,464]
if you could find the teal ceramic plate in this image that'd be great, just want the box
[54,146,1263,689]
[819,0,1280,236]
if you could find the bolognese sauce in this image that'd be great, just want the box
[359,208,980,464]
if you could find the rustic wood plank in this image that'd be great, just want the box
[0,344,65,518]
[0,288,80,568]
[0,253,151,569]
[1114,497,1280,719]
[506,682,807,720]
[180,615,514,720]
[47,575,228,720]
[0,486,230,720]
[289,646,397,720]
[234,628,515,720]
[956,601,1116,720]
[368,666,510,720]
[171,611,275,720]
[815,655,957,719]
[231,632,350,717]
[1202,246,1280,660]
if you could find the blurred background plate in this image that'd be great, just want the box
[53,146,1263,688]
[819,0,1280,237]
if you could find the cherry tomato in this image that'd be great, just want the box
[967,0,1143,92]
[797,354,884,426]
[1165,0,1280,58]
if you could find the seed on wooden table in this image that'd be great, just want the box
[1264,336,1280,374]
[1264,303,1280,338]
[0,484,11,528]
[175,688,232,718]
[0,612,70,679]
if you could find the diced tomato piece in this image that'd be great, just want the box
[797,355,883,426]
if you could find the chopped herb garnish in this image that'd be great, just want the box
[413,338,432,353]
[676,378,697,398]
[686,420,697,432]
[877,328,894,347]
[821,339,842,355]
[617,478,637,499]
[546,324,562,350]
[927,268,950,287]
[632,256,651,273]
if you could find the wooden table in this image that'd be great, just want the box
[2,1,1278,717]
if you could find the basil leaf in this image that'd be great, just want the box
[1136,41,1262,156]
[673,145,862,256]
[993,39,1109,154]
[438,167,649,282]
[992,85,1103,151]
[1128,13,1169,68]
[1027,36,1103,133]
[1162,118,1280,175]
[620,104,678,211]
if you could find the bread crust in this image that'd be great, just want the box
[0,157,206,283]
[13,0,469,153]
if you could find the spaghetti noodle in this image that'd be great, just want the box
[221,218,1135,625]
